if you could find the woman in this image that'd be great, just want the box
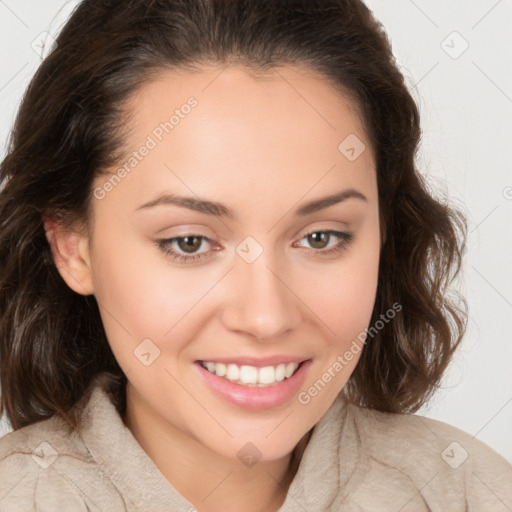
[1,0,511,510]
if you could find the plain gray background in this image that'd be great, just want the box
[0,0,511,464]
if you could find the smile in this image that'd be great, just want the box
[199,361,301,387]
[195,358,312,410]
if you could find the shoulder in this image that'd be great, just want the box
[0,413,122,511]
[346,402,512,509]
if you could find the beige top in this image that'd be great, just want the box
[0,372,511,511]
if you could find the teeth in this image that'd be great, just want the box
[285,362,297,378]
[239,365,258,384]
[215,363,227,377]
[258,366,275,384]
[226,364,240,381]
[200,361,301,386]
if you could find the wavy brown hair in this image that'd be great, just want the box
[0,0,467,431]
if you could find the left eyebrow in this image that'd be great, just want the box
[294,189,368,216]
[135,188,367,220]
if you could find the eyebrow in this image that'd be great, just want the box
[135,188,367,220]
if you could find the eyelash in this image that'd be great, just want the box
[156,229,354,264]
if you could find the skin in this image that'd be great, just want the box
[45,64,381,512]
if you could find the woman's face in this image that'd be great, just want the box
[78,65,380,461]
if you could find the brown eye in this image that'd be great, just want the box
[157,234,215,264]
[176,236,204,253]
[294,229,354,257]
[306,232,330,249]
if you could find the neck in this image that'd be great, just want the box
[123,382,311,512]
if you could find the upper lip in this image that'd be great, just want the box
[196,356,310,367]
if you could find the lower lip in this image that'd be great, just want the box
[194,360,312,411]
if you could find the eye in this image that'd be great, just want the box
[157,229,354,264]
[157,235,216,264]
[294,229,354,257]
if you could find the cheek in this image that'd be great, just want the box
[306,235,380,349]
[88,225,214,364]
[295,236,380,418]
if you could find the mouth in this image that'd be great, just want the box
[194,357,312,410]
[198,360,306,387]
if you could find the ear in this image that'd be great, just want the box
[43,216,95,296]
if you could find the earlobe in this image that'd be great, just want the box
[43,216,95,296]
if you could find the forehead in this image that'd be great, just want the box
[96,64,376,218]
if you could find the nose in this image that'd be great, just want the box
[221,254,302,342]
